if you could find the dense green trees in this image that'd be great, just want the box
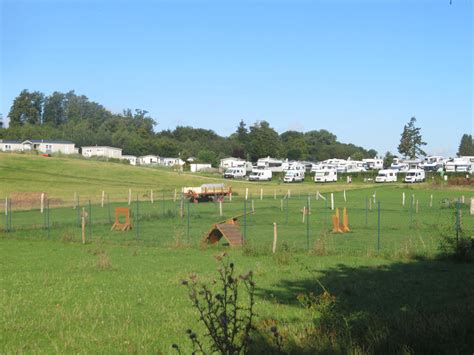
[1,89,377,162]
[457,134,474,156]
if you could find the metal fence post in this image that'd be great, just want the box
[285,196,289,225]
[455,200,461,245]
[365,196,368,226]
[186,200,190,242]
[8,199,12,232]
[377,201,381,252]
[136,194,140,240]
[107,194,112,224]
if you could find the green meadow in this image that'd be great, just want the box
[1,153,473,353]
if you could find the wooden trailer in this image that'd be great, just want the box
[182,183,232,203]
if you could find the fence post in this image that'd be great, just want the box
[306,196,310,250]
[186,200,190,242]
[162,190,165,217]
[285,196,289,225]
[8,199,12,232]
[88,200,92,240]
[77,199,81,227]
[377,201,381,252]
[136,194,140,240]
[4,197,8,232]
[243,198,247,244]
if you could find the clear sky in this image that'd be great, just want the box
[1,0,472,157]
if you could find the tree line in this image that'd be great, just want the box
[0,89,380,165]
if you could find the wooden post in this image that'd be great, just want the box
[81,207,86,244]
[101,190,105,208]
[280,199,283,212]
[402,192,405,207]
[4,197,8,216]
[302,206,306,224]
[412,194,415,208]
[416,200,419,214]
[128,188,132,205]
[180,194,184,218]
[272,223,278,253]
[245,188,248,201]
[369,197,372,210]
[373,191,376,204]
[430,194,433,208]
[40,193,44,213]
[288,189,291,199]
[174,189,177,202]
[308,194,311,212]
[343,190,346,202]
[151,189,154,204]
[251,200,255,213]
[470,197,474,215]
[260,188,263,200]
[219,200,223,217]
[229,192,232,201]
[330,193,334,211]
[461,195,465,204]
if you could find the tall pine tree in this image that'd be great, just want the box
[397,117,426,159]
[457,134,474,156]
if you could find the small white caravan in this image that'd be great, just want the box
[314,170,337,183]
[283,170,305,183]
[404,169,425,183]
[249,169,272,181]
[375,169,397,183]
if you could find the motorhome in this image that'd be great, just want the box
[421,156,445,172]
[445,156,474,173]
[346,160,367,173]
[283,170,305,183]
[256,157,289,172]
[404,169,426,183]
[248,169,272,181]
[362,158,383,170]
[314,170,337,183]
[390,157,409,172]
[223,167,246,179]
[375,169,397,183]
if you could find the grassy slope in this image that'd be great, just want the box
[0,153,390,203]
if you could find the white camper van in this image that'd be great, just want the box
[223,168,246,179]
[375,169,397,183]
[314,170,337,183]
[404,169,425,183]
[248,169,272,181]
[283,170,305,183]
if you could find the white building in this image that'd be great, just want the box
[82,146,122,159]
[190,163,213,172]
[0,139,76,154]
[122,155,137,165]
[138,155,158,165]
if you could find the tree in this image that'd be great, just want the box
[383,151,396,168]
[457,134,474,156]
[247,121,282,161]
[397,117,426,159]
[43,92,66,126]
[8,89,44,126]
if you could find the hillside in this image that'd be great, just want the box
[0,153,361,203]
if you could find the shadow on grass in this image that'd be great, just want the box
[254,259,474,354]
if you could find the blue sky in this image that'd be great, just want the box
[1,0,472,157]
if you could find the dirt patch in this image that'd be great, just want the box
[447,177,474,186]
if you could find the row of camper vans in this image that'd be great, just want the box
[224,167,426,183]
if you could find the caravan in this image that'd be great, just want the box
[375,169,397,183]
[314,169,337,183]
[404,169,425,183]
[283,170,305,183]
[248,169,272,181]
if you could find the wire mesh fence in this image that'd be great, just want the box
[1,187,472,256]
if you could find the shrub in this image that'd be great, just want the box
[176,254,256,354]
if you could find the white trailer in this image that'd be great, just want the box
[404,169,426,183]
[314,170,337,183]
[375,169,397,183]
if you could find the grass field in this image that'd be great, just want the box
[1,153,474,353]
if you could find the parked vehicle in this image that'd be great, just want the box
[375,169,397,183]
[314,170,337,183]
[223,168,246,179]
[248,169,272,181]
[182,183,232,203]
[362,158,383,170]
[421,156,445,172]
[283,170,304,183]
[445,156,474,173]
[404,169,425,183]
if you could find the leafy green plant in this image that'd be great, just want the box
[175,254,256,354]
